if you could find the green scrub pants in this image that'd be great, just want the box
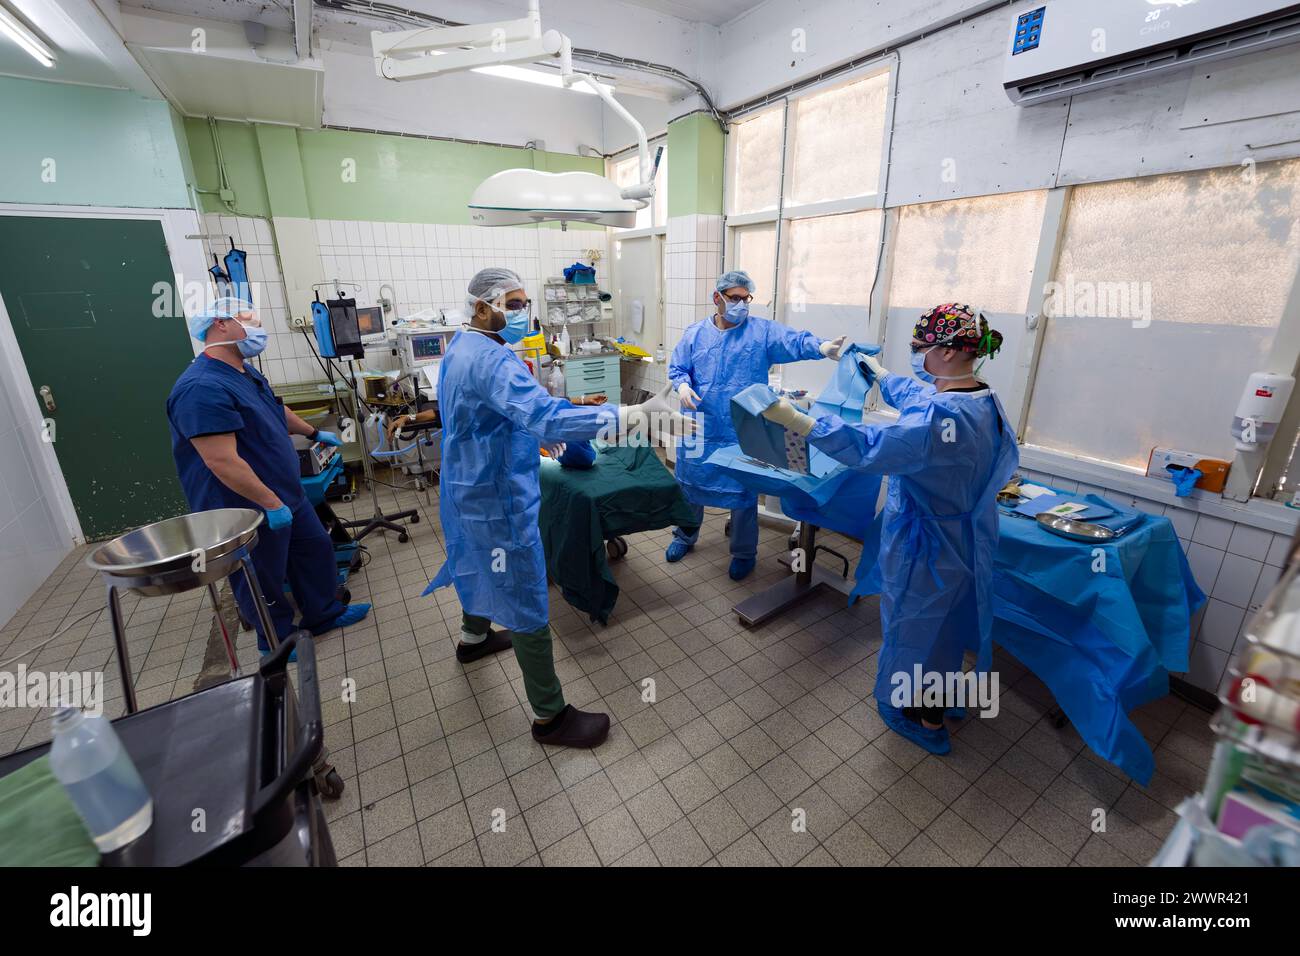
[462,613,565,719]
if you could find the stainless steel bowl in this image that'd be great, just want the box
[1035,512,1116,542]
[87,508,264,596]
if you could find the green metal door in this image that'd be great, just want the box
[0,216,195,540]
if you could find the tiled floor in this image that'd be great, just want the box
[0,471,1214,866]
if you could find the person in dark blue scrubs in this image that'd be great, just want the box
[167,298,370,651]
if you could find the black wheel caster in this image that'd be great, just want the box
[410,514,420,524]
[317,768,345,799]
[398,532,409,543]
[606,537,628,560]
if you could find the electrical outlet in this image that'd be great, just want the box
[289,314,308,329]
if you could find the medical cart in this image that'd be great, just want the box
[84,508,346,800]
[0,631,336,866]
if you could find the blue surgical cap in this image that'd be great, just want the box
[188,296,254,341]
[716,270,755,295]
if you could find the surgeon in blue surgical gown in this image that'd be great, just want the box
[761,304,1019,755]
[425,268,694,749]
[667,270,846,580]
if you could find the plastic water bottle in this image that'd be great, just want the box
[547,365,565,398]
[49,706,153,852]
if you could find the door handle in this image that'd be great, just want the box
[39,385,56,412]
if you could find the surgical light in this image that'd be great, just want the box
[370,1,654,229]
[0,3,55,68]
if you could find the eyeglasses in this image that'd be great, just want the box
[910,341,934,354]
[720,293,752,304]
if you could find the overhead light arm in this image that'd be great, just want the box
[558,37,652,201]
[370,0,653,205]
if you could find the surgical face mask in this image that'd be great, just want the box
[236,325,268,358]
[721,298,749,326]
[910,346,968,383]
[204,319,266,358]
[499,305,532,344]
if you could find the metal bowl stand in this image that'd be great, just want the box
[98,543,345,800]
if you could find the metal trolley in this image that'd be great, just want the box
[86,508,345,799]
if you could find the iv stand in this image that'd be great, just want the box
[315,277,419,543]
[334,353,419,543]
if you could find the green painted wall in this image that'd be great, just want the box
[185,119,604,227]
[184,117,272,219]
[667,112,725,218]
[0,77,191,208]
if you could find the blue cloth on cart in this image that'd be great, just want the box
[992,487,1206,784]
[705,361,884,543]
[729,384,789,470]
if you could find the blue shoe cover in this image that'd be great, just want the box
[665,540,692,562]
[877,701,951,755]
[728,557,756,581]
[258,643,297,663]
[314,602,372,635]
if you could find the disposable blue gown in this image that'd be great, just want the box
[669,316,824,509]
[424,329,617,632]
[808,374,1020,704]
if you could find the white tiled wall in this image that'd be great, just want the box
[202,214,308,384]
[1016,466,1293,696]
[204,213,607,387]
[664,214,724,350]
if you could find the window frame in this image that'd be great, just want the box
[724,59,898,324]
[607,134,668,236]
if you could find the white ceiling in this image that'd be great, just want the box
[130,0,295,30]
[132,0,767,31]
[615,0,766,27]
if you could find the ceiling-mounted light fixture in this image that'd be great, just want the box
[0,3,55,68]
[371,0,653,229]
[470,63,614,96]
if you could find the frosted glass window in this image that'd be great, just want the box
[787,72,889,208]
[889,191,1046,313]
[727,106,783,216]
[731,222,777,308]
[778,210,883,394]
[1025,160,1300,468]
[611,146,667,229]
[883,191,1047,406]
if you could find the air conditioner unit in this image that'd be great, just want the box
[1004,0,1300,105]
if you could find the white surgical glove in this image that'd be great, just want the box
[677,382,702,410]
[858,354,889,381]
[819,335,848,360]
[761,398,816,437]
[618,384,699,439]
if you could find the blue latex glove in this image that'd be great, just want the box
[1166,465,1203,498]
[265,505,293,530]
[314,430,342,447]
[559,440,597,470]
